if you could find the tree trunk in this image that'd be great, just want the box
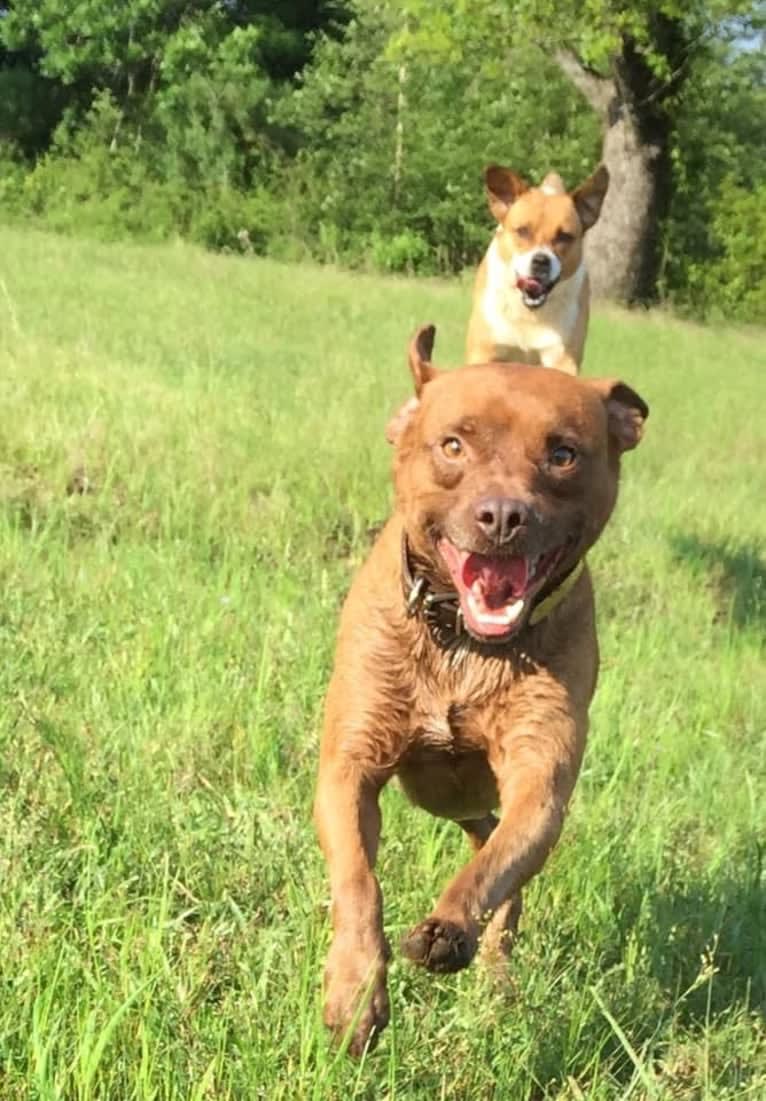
[585,98,670,303]
[556,30,679,304]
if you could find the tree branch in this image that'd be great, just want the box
[554,48,614,116]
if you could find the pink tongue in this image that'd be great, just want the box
[517,276,543,295]
[462,554,529,609]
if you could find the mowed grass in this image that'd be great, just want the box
[0,224,764,1100]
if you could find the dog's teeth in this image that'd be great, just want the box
[466,592,525,627]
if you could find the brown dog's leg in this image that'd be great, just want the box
[459,814,498,851]
[402,753,575,973]
[315,757,390,1055]
[459,816,523,961]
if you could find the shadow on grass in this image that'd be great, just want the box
[671,534,766,630]
[629,863,765,1021]
[516,855,765,1095]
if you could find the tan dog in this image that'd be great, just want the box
[466,165,609,374]
[315,325,647,1056]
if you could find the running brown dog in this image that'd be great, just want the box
[315,325,648,1055]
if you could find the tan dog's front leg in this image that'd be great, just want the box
[315,756,389,1055]
[402,756,575,972]
[540,346,579,375]
[552,352,579,376]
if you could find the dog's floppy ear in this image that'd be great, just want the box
[386,324,439,445]
[590,378,649,452]
[572,164,609,230]
[408,323,438,396]
[385,396,419,445]
[484,165,529,222]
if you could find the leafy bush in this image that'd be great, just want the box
[661,45,766,321]
[368,229,431,273]
[6,91,287,252]
[689,181,766,322]
[185,186,284,253]
[0,143,27,214]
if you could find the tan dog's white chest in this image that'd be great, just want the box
[481,240,584,368]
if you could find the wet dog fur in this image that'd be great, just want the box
[315,325,647,1055]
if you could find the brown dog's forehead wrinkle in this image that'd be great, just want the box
[417,365,604,451]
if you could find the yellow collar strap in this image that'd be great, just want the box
[528,558,586,626]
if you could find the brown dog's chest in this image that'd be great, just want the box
[410,699,478,751]
[394,695,502,821]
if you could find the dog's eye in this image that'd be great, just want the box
[550,444,578,468]
[554,229,574,246]
[441,436,463,459]
[513,225,531,241]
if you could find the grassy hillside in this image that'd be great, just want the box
[0,226,764,1099]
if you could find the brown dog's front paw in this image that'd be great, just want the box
[323,952,390,1057]
[401,918,476,973]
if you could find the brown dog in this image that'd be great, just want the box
[315,325,647,1055]
[466,165,609,374]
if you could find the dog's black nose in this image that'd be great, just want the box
[474,497,529,545]
[530,252,551,278]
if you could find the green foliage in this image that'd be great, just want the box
[153,23,274,193]
[185,185,284,252]
[369,228,431,273]
[391,0,759,76]
[3,90,284,251]
[1,0,333,91]
[278,2,600,272]
[13,93,172,242]
[683,179,766,320]
[662,43,766,318]
[0,142,27,213]
[0,65,65,156]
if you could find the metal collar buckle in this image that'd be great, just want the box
[406,575,426,616]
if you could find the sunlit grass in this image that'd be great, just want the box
[0,226,764,1099]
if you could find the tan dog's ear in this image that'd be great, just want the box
[540,171,566,195]
[408,323,438,396]
[572,164,609,230]
[484,165,529,222]
[591,378,649,452]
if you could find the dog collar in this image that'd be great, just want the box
[401,534,584,647]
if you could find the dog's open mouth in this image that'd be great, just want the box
[516,276,556,310]
[438,539,566,641]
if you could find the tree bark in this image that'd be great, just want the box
[556,29,679,304]
[585,94,670,304]
[394,60,407,205]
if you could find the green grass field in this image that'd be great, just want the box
[0,225,764,1099]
